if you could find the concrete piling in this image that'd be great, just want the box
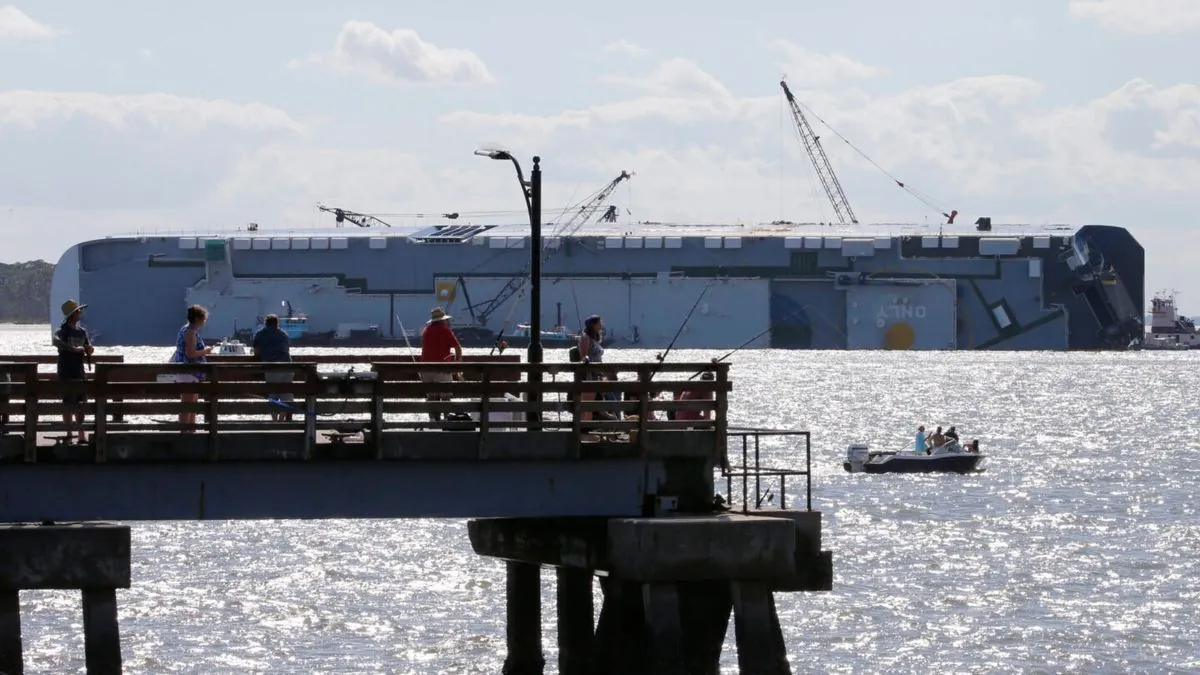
[469,510,832,674]
[0,590,21,675]
[502,561,545,675]
[0,522,131,675]
[554,567,594,675]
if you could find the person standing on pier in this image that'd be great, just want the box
[420,307,462,422]
[577,314,611,425]
[53,299,94,444]
[171,305,214,432]
[253,314,293,422]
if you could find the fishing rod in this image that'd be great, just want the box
[683,303,816,381]
[490,281,528,356]
[396,315,415,354]
[650,278,717,379]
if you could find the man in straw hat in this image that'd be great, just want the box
[419,306,462,422]
[52,299,95,444]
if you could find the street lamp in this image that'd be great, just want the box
[476,149,543,425]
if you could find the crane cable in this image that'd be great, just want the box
[789,97,954,221]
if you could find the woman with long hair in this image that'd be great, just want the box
[577,314,608,424]
[171,304,214,432]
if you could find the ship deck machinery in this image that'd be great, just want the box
[50,220,1143,350]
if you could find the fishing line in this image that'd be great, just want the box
[685,303,816,381]
[650,277,718,380]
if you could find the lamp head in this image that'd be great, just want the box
[474,147,513,161]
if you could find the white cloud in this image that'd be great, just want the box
[601,57,733,99]
[601,40,649,58]
[1068,0,1200,35]
[0,5,60,40]
[767,39,888,88]
[0,90,305,134]
[290,21,493,85]
[437,54,1200,228]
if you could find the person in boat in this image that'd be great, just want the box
[968,439,980,454]
[53,299,95,444]
[171,304,215,433]
[914,425,926,453]
[253,313,293,422]
[929,426,946,451]
[420,307,462,422]
[945,426,959,443]
[577,314,615,424]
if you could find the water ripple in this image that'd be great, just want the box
[3,326,1198,672]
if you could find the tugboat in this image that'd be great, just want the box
[1142,290,1200,350]
[843,440,986,474]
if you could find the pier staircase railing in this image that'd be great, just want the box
[723,427,813,512]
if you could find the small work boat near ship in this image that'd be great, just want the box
[843,441,986,474]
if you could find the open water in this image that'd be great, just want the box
[2,322,1198,674]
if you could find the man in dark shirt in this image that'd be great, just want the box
[253,314,293,421]
[53,299,93,444]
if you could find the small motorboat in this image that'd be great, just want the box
[843,440,986,474]
[213,339,250,356]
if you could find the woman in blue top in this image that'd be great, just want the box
[173,304,214,432]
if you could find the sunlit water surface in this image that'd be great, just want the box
[3,323,1198,674]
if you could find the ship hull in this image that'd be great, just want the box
[51,223,1145,350]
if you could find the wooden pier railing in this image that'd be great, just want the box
[0,359,730,463]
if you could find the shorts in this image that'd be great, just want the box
[264,370,294,402]
[420,371,454,398]
[58,374,87,407]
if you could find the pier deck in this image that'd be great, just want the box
[1,355,829,674]
[0,357,749,521]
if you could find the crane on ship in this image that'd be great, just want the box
[456,169,634,329]
[779,78,965,228]
[316,203,394,228]
[780,78,858,225]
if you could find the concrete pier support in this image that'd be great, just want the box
[502,561,544,675]
[469,510,832,674]
[0,522,131,675]
[554,567,594,675]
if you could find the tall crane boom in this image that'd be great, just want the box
[552,170,633,240]
[780,80,858,225]
[467,170,633,328]
[316,203,392,228]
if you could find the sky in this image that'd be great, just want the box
[1,0,1198,304]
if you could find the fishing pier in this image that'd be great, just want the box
[0,354,831,674]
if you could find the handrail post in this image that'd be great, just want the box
[371,373,384,460]
[110,354,125,424]
[636,366,651,455]
[527,362,543,433]
[806,431,812,511]
[21,363,37,463]
[715,363,729,474]
[570,366,583,458]
[478,367,491,459]
[302,364,317,460]
[93,366,109,462]
[205,365,219,460]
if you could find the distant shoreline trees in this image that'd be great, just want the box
[0,260,53,324]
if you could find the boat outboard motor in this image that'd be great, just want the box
[846,443,870,472]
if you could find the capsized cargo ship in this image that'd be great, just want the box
[49,218,1144,350]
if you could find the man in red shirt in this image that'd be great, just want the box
[675,370,715,422]
[420,307,462,421]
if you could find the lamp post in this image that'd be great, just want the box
[475,149,544,424]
